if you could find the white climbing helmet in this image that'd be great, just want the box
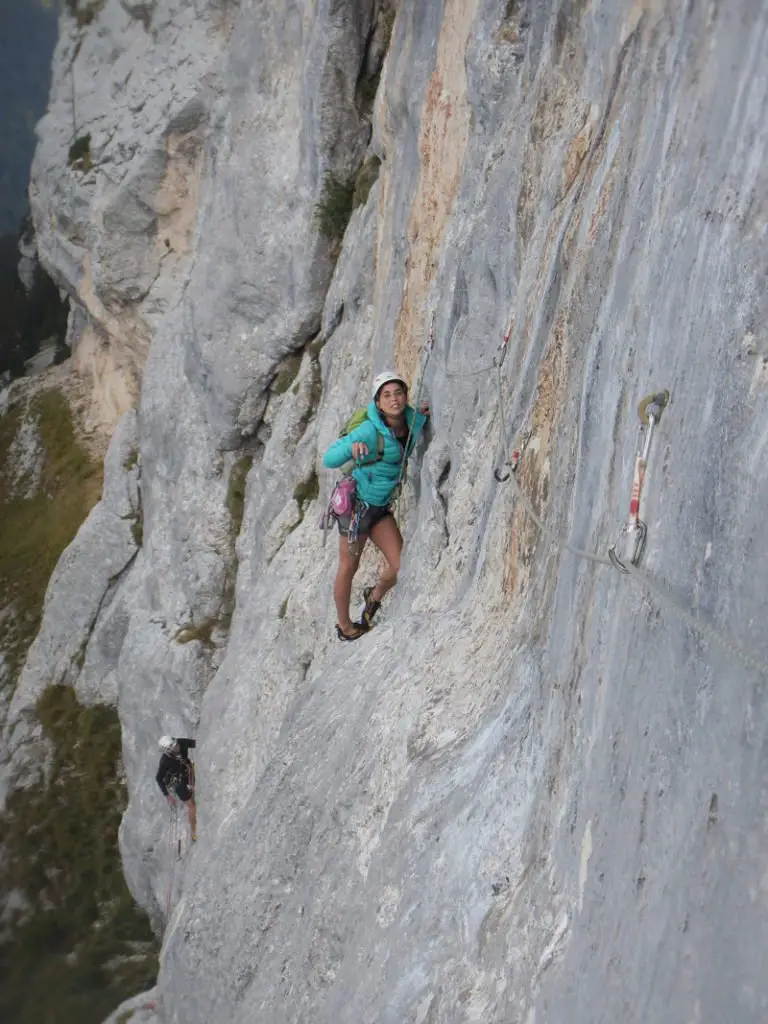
[372,370,408,401]
[158,735,175,753]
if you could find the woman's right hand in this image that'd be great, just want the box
[351,442,369,461]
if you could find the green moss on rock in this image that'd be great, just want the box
[353,155,382,209]
[0,389,102,681]
[68,134,93,171]
[226,454,253,541]
[272,354,302,396]
[293,470,319,513]
[0,686,158,1024]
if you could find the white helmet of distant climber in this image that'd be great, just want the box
[158,735,175,753]
[372,370,408,401]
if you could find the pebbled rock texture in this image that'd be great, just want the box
[7,0,768,1022]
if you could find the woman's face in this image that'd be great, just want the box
[377,382,407,417]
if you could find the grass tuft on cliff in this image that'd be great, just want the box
[0,685,158,1024]
[0,388,103,681]
[315,172,355,247]
[67,133,93,170]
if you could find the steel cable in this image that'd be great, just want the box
[494,362,768,678]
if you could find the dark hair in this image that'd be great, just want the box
[375,379,408,404]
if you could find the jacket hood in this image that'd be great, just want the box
[366,400,417,434]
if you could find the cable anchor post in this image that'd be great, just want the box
[608,390,669,573]
[493,316,519,481]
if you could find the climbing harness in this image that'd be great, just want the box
[330,476,357,519]
[348,498,369,550]
[608,391,669,573]
[320,410,386,548]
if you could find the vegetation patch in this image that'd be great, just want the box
[174,619,216,647]
[226,454,253,541]
[353,155,382,210]
[121,505,143,548]
[292,470,319,532]
[0,685,158,1024]
[308,332,327,358]
[278,596,289,619]
[272,354,302,396]
[130,515,143,548]
[181,454,254,646]
[68,134,92,172]
[355,4,396,112]
[499,0,529,44]
[66,0,105,30]
[0,389,102,682]
[125,3,153,31]
[123,447,139,472]
[314,173,355,247]
[293,470,319,513]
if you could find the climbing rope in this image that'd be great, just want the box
[394,312,437,521]
[401,311,437,476]
[164,802,180,919]
[444,316,514,379]
[492,342,768,679]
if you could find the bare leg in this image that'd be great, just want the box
[368,515,403,602]
[333,533,368,632]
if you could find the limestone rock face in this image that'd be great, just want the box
[8,0,768,1022]
[29,0,231,434]
[1,406,139,800]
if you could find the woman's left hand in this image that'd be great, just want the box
[419,400,431,417]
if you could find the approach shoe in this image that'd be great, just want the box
[361,587,381,629]
[335,622,368,642]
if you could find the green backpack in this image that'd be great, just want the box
[339,408,384,471]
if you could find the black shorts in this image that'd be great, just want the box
[336,503,393,538]
[174,780,193,802]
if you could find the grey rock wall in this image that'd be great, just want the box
[29,0,231,433]
[8,0,768,1022]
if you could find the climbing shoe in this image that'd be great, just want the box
[335,622,368,642]
[361,587,381,629]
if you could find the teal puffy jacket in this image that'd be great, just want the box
[322,401,429,508]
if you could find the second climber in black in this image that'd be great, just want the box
[156,735,197,841]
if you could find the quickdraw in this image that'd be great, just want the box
[608,390,669,573]
[493,315,535,483]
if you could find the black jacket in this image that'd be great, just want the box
[156,738,196,796]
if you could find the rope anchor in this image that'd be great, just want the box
[494,428,531,483]
[608,390,669,573]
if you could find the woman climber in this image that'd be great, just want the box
[323,370,430,641]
